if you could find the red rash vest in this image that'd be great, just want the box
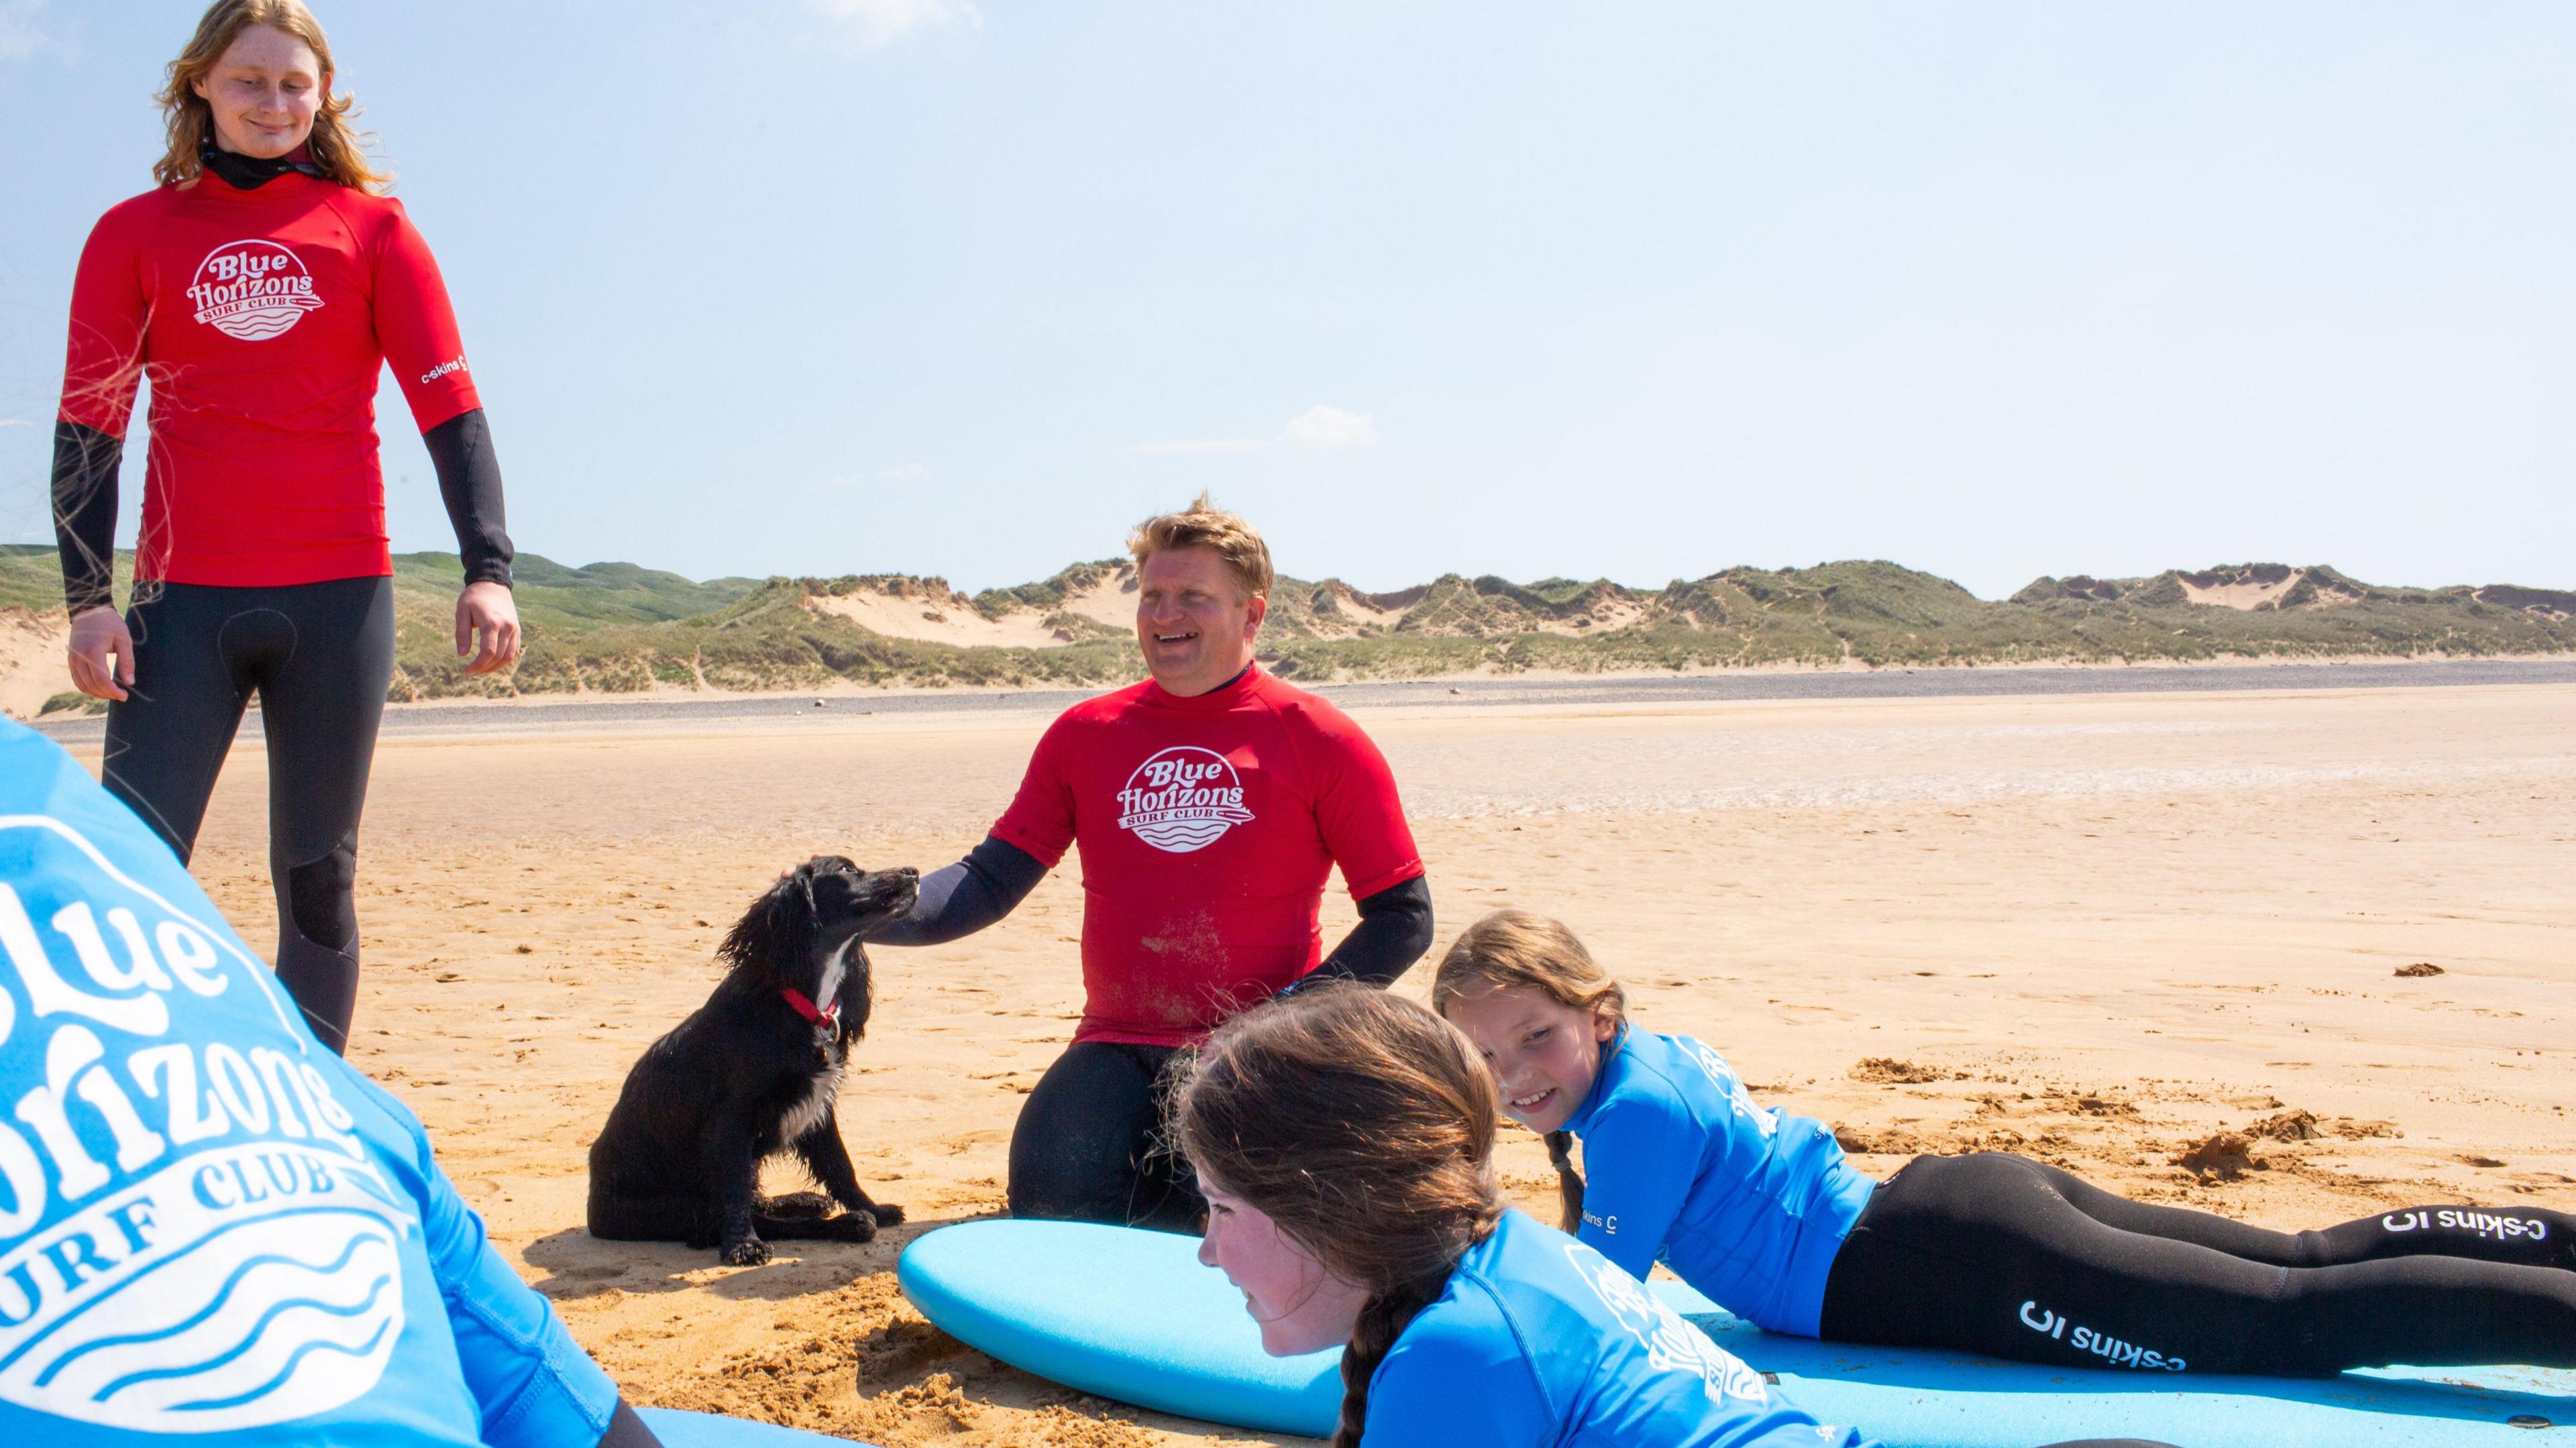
[992,666,1426,1046]
[56,170,481,587]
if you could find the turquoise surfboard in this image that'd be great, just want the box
[898,1219,2573,1445]
[637,1407,879,1447]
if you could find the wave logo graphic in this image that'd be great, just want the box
[1115,746,1255,853]
[1568,1243,1769,1407]
[0,1143,409,1431]
[186,240,325,341]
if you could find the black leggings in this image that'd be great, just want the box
[101,577,394,1054]
[1819,1152,2576,1376]
[1007,1041,1204,1234]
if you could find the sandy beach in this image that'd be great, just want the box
[53,675,2576,1447]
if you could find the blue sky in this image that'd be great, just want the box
[3,1,2570,599]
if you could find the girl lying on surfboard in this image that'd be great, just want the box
[1434,907,2576,1380]
[1169,985,1880,1447]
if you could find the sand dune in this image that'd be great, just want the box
[804,571,1138,648]
[0,606,68,721]
[81,677,2576,1446]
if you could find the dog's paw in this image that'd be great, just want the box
[865,1202,906,1227]
[720,1237,773,1267]
[825,1211,879,1243]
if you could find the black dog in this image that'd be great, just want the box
[588,856,916,1264]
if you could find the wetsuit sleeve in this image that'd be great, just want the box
[1576,1092,1699,1282]
[413,1109,624,1447]
[372,200,483,433]
[423,407,516,587]
[1297,702,1424,900]
[1361,1304,1552,1448]
[51,423,122,614]
[1288,875,1432,992]
[989,714,1081,867]
[869,834,1047,946]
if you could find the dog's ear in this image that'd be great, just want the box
[719,867,818,981]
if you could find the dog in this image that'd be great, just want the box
[588,856,917,1264]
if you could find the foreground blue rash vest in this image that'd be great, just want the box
[0,719,621,1446]
[1561,1026,1877,1337]
[1363,1209,1874,1447]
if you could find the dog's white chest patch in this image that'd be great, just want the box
[813,939,851,1013]
[781,1061,843,1143]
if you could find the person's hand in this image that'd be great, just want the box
[455,579,523,676]
[65,606,134,702]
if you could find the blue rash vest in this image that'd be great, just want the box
[1362,1209,1873,1447]
[1560,1027,1876,1337]
[0,720,621,1446]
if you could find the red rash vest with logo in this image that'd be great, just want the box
[56,171,482,587]
[991,666,1425,1047]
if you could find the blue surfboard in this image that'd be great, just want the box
[898,1219,2573,1445]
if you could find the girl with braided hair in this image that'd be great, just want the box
[1436,908,2576,1380]
[1169,983,1874,1447]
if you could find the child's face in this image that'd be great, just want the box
[1197,1178,1371,1357]
[1443,982,1618,1134]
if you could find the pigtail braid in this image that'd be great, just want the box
[1334,1274,1446,1448]
[1544,1129,1586,1233]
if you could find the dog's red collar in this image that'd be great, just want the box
[780,988,839,1032]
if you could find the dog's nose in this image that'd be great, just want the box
[897,867,919,879]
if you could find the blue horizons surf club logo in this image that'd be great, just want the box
[0,812,413,1432]
[1568,1243,1772,1408]
[1116,747,1255,853]
[187,239,325,342]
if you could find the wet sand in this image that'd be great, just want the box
[60,676,2576,1445]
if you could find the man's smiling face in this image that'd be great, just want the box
[1136,546,1266,697]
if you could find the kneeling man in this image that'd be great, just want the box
[875,496,1432,1231]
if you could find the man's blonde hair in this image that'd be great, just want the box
[1128,492,1275,602]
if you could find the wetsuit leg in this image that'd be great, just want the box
[1008,1042,1205,1234]
[1818,1152,2576,1375]
[99,585,258,862]
[2039,1169,2575,1272]
[256,576,395,1054]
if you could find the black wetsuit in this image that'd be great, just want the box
[875,830,1434,1232]
[50,145,514,1054]
[1819,1152,2576,1376]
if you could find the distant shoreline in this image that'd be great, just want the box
[30,654,2576,745]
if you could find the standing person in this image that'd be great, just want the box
[53,0,522,1054]
[1435,907,2576,1377]
[871,495,1433,1231]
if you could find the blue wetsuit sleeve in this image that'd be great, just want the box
[1576,1093,1699,1283]
[867,834,1046,946]
[1360,1306,1552,1448]
[413,1116,623,1447]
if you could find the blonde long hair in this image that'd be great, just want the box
[1432,907,1628,1233]
[1171,987,1505,1448]
[154,0,386,192]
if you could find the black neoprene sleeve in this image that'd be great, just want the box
[52,420,122,614]
[423,407,515,588]
[1291,873,1434,992]
[869,834,1048,946]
